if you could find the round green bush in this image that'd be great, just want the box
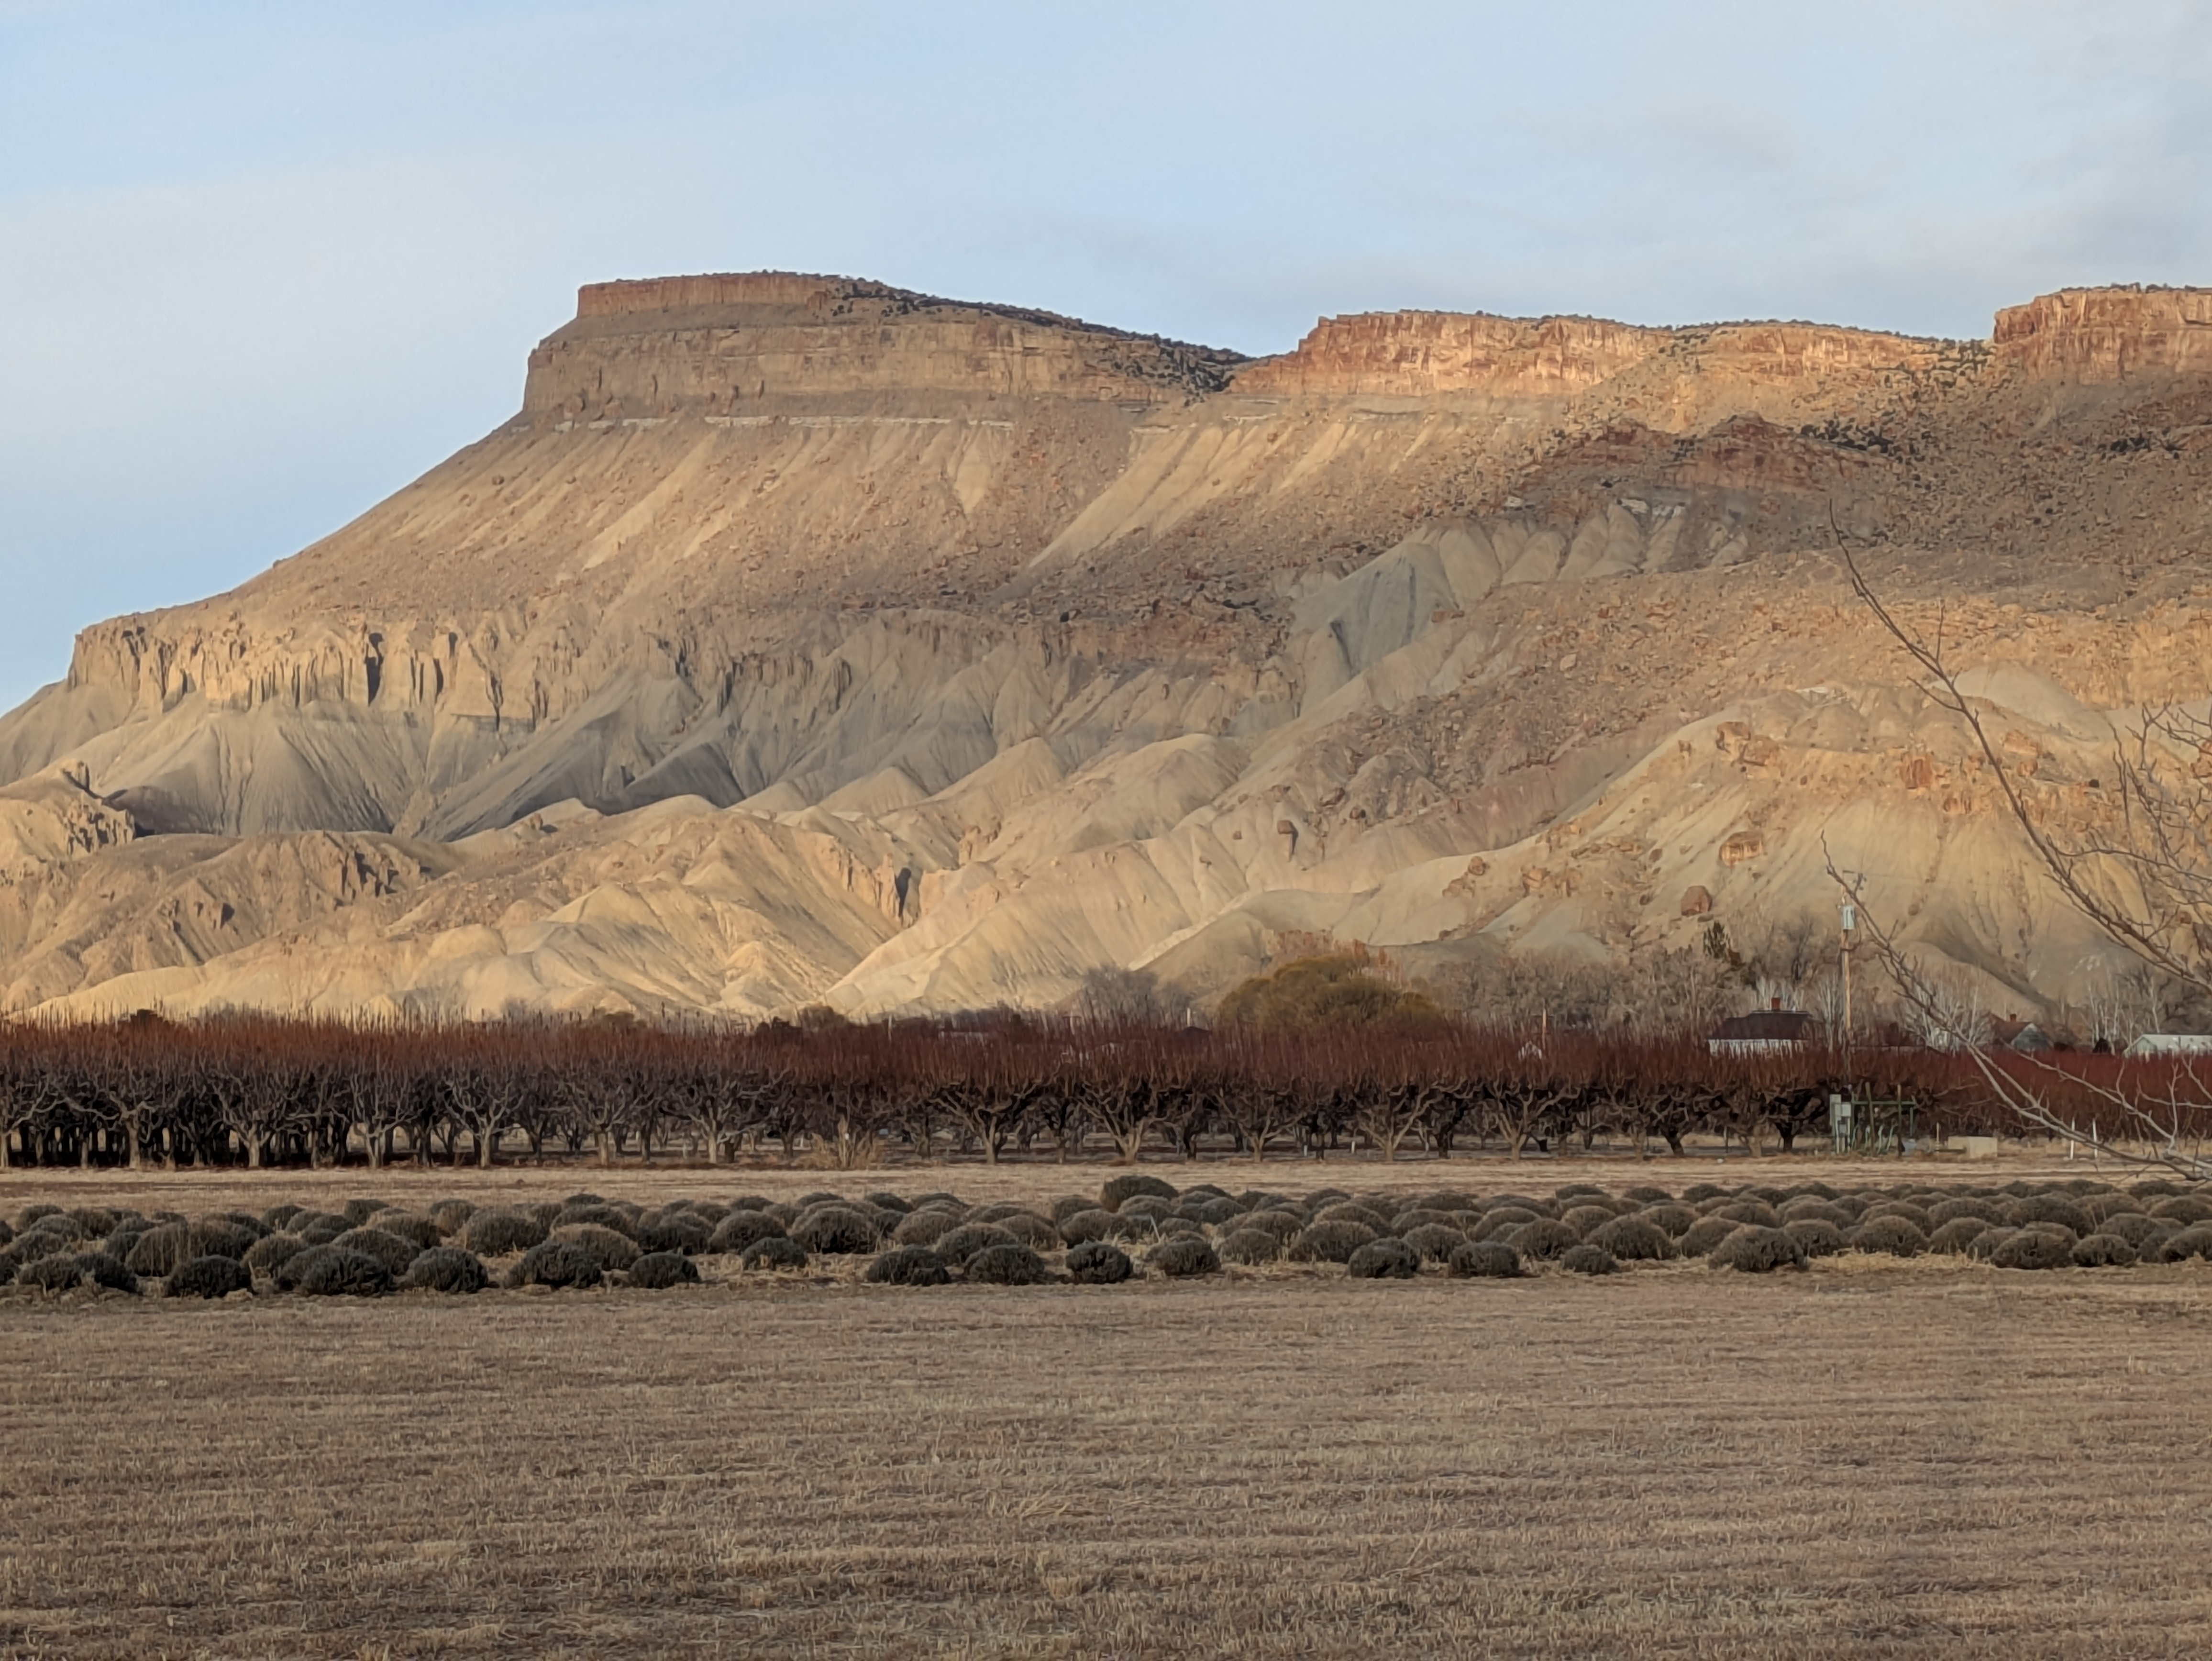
[1179,1197,1246,1228]
[2094,1213,2169,1249]
[1636,1204,1699,1240]
[1389,1206,1458,1232]
[2070,1233,2138,1268]
[1044,1194,1097,1223]
[1858,1201,1933,1234]
[11,1229,73,1268]
[990,1212,1063,1250]
[1559,1243,1619,1275]
[1560,1204,1618,1239]
[1346,1238,1420,1279]
[1924,1217,1991,1255]
[1506,1218,1582,1262]
[509,1240,605,1289]
[788,1206,882,1255]
[865,1246,952,1286]
[1779,1199,1853,1229]
[554,1202,638,1237]
[627,1251,701,1289]
[2149,1195,2212,1225]
[400,1247,489,1294]
[1100,1174,1178,1211]
[963,1243,1049,1285]
[2155,1224,2212,1262]
[1471,1207,1541,1241]
[340,1198,389,1226]
[295,1249,394,1297]
[1066,1241,1134,1284]
[243,1233,309,1275]
[1964,1227,2017,1262]
[1448,1240,1523,1278]
[1992,1229,2074,1271]
[20,1253,119,1294]
[25,1213,89,1243]
[331,1227,421,1276]
[1118,1196,1177,1225]
[1054,1208,1130,1247]
[1851,1216,1929,1258]
[1311,1201,1393,1232]
[1234,1209,1305,1243]
[2005,1195,2091,1238]
[1218,1228,1283,1266]
[552,1223,640,1273]
[937,1223,1019,1265]
[1927,1196,2005,1227]
[889,1207,965,1247]
[863,1191,914,1215]
[166,1255,253,1299]
[1708,1225,1806,1274]
[1622,1185,1674,1205]
[1587,1217,1674,1262]
[1146,1236,1220,1278]
[460,1209,547,1257]
[634,1211,712,1256]
[367,1212,442,1250]
[429,1199,477,1236]
[1705,1199,1781,1228]
[740,1237,808,1272]
[122,1225,191,1277]
[708,1210,789,1254]
[1400,1223,1469,1263]
[1288,1219,1378,1264]
[292,1211,351,1246]
[77,1251,137,1293]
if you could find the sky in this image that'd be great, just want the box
[2,0,2209,710]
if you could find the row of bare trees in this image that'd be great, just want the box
[2,1010,2203,1171]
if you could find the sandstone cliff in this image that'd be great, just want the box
[2,276,2209,1024]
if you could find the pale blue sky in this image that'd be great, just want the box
[3,0,2208,709]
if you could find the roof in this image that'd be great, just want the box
[2125,1033,2212,1057]
[1709,1010,1815,1043]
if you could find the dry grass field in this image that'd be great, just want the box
[5,1155,2212,1658]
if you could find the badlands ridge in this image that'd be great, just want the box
[2,276,2210,1021]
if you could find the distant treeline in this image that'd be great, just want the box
[0,1012,2200,1170]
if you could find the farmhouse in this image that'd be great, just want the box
[1707,1003,1814,1056]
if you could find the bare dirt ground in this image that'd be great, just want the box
[5,1153,2210,1659]
[0,1144,2121,1218]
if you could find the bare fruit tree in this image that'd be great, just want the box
[1836,518,2212,1175]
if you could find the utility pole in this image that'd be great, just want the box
[1839,883,1860,1098]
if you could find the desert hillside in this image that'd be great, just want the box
[3,274,2210,1022]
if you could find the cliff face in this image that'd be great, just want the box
[2,278,2210,1023]
[526,271,1246,418]
[1993,286,2212,381]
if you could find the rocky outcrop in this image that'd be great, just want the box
[1231,310,1939,404]
[527,272,1246,419]
[1233,311,1666,398]
[1993,286,2212,381]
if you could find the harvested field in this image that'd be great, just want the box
[5,1160,2212,1657]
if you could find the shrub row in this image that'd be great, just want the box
[11,1173,2206,1300]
